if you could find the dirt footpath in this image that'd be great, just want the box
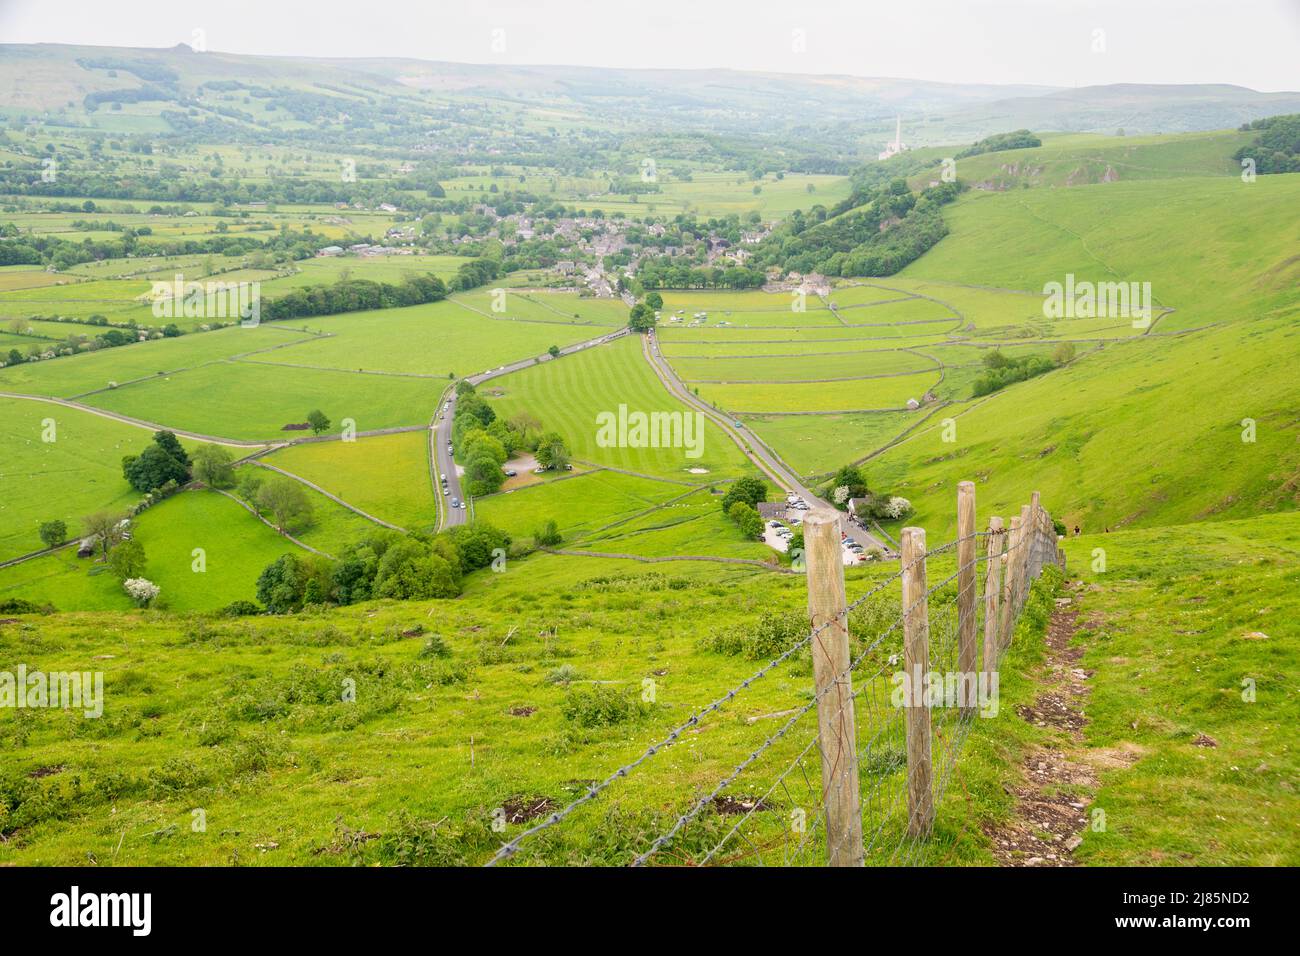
[984,581,1142,866]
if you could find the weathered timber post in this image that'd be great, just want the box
[900,526,934,839]
[803,509,864,866]
[956,481,978,718]
[1000,513,1022,646]
[1017,504,1033,608]
[1029,491,1043,579]
[981,517,1004,683]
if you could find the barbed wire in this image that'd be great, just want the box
[487,503,1057,867]
[487,553,915,865]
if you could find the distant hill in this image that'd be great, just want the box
[937,83,1300,139]
[2,44,1296,151]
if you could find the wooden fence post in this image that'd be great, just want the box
[981,517,1004,682]
[956,481,978,718]
[999,513,1021,646]
[803,509,864,867]
[1029,491,1043,580]
[1017,504,1033,608]
[900,526,934,839]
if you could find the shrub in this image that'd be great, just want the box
[544,663,582,685]
[418,635,451,659]
[123,577,160,607]
[561,685,649,728]
[699,610,807,661]
[220,600,261,617]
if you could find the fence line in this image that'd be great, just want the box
[485,481,1065,867]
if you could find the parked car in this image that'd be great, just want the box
[503,468,517,477]
[450,497,459,508]
[440,473,447,482]
[459,501,466,510]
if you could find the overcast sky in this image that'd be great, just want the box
[2,0,1298,91]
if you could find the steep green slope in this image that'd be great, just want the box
[902,174,1300,331]
[908,129,1252,191]
[868,314,1300,541]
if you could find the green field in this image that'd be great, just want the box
[263,431,436,531]
[489,335,753,480]
[474,469,689,543]
[128,489,301,611]
[0,325,316,398]
[694,370,941,413]
[82,362,443,441]
[243,299,603,378]
[0,397,159,561]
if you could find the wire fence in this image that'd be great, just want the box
[486,484,1063,867]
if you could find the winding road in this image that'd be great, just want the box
[435,327,630,529]
[641,331,894,557]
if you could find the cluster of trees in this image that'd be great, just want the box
[634,260,766,291]
[0,220,324,270]
[2,315,176,368]
[234,469,315,534]
[452,382,568,496]
[122,431,192,495]
[720,476,768,539]
[259,274,447,323]
[628,301,657,332]
[447,258,502,292]
[819,463,911,523]
[970,348,1062,398]
[955,129,1042,160]
[254,523,510,613]
[754,179,961,278]
[73,508,155,602]
[1236,114,1300,174]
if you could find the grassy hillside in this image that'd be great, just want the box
[908,129,1253,191]
[869,313,1300,541]
[1059,513,1300,865]
[902,175,1300,330]
[2,505,1293,866]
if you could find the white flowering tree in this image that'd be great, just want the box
[832,485,850,505]
[882,496,913,520]
[123,577,160,607]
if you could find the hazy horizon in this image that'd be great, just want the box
[2,0,1298,92]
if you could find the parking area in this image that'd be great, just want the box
[760,493,878,566]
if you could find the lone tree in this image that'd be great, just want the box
[534,432,570,471]
[720,476,767,514]
[109,538,147,581]
[306,409,331,435]
[548,345,561,358]
[122,431,191,494]
[627,303,656,333]
[256,477,314,533]
[82,511,126,560]
[192,444,236,489]
[38,519,67,550]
